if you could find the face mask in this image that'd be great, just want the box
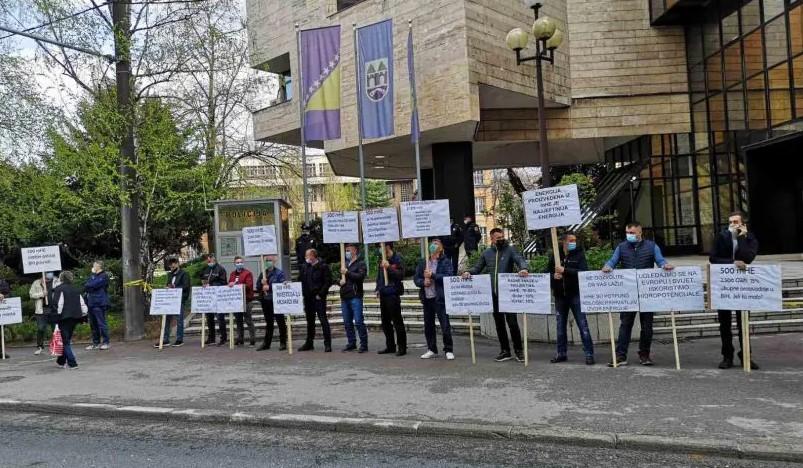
[235,263,244,271]
[45,272,54,280]
[265,261,274,270]
[495,239,507,248]
[429,244,438,254]
[728,225,739,234]
[345,251,353,262]
[567,242,577,251]
[626,233,638,243]
[464,219,470,225]
[306,258,314,265]
[208,262,216,267]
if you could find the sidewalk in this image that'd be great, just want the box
[1,332,802,460]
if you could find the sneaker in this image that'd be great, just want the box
[342,344,357,353]
[514,350,524,362]
[737,351,760,370]
[585,356,595,366]
[298,343,314,352]
[67,364,78,370]
[550,355,567,364]
[99,343,110,350]
[718,358,733,369]
[172,341,184,348]
[639,353,654,366]
[377,348,397,355]
[607,356,628,367]
[395,348,407,357]
[358,348,368,354]
[420,350,436,359]
[56,356,65,366]
[34,347,43,356]
[445,352,455,361]
[153,342,171,349]
[85,344,99,351]
[495,351,513,362]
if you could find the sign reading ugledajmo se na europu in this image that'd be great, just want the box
[710,264,782,312]
[497,273,552,314]
[272,282,305,316]
[21,246,62,274]
[444,275,494,316]
[636,267,705,313]
[242,225,278,257]
[149,288,183,316]
[360,208,400,244]
[400,200,451,239]
[579,270,639,314]
[323,211,360,244]
[523,185,582,230]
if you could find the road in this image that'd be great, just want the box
[0,412,795,468]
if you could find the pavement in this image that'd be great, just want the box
[1,332,802,463]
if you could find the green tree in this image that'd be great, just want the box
[364,180,389,208]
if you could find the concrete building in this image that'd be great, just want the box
[246,0,803,255]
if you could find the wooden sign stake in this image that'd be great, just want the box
[742,310,751,374]
[670,310,680,370]
[1,325,5,360]
[287,315,293,355]
[608,312,617,368]
[200,312,206,349]
[469,314,476,365]
[380,242,389,285]
[523,314,529,367]
[159,315,166,351]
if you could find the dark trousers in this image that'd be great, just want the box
[205,313,227,341]
[235,302,256,344]
[422,297,452,353]
[380,295,406,351]
[88,306,110,345]
[303,296,331,347]
[492,294,523,353]
[57,318,79,367]
[260,299,287,348]
[35,315,52,348]
[718,310,751,360]
[616,312,654,358]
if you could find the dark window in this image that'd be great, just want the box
[337,0,366,11]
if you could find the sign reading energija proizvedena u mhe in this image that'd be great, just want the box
[523,185,582,230]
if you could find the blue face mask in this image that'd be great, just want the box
[567,242,577,251]
[626,233,638,243]
[345,251,353,262]
[235,263,244,271]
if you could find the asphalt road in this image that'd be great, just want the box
[0,412,796,468]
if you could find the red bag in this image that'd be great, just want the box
[49,325,63,356]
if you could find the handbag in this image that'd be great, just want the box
[49,325,64,356]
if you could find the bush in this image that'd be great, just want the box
[152,257,207,288]
[329,241,424,281]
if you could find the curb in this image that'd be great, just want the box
[0,399,801,463]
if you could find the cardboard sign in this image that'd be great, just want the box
[21,246,62,274]
[242,225,278,256]
[149,288,183,316]
[191,287,217,314]
[444,275,494,316]
[523,184,582,230]
[360,208,400,244]
[579,269,639,314]
[637,267,705,313]
[215,285,246,314]
[323,211,360,244]
[710,264,783,312]
[400,200,451,239]
[272,282,305,316]
[497,273,552,314]
[0,297,23,326]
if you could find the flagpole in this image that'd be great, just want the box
[353,23,369,268]
[409,20,426,261]
[296,23,310,223]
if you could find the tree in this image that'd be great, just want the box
[364,180,390,208]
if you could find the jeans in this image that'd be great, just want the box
[163,304,186,343]
[492,295,523,353]
[35,315,51,348]
[205,313,227,342]
[88,306,110,345]
[259,299,287,348]
[616,312,654,358]
[380,295,406,350]
[303,296,331,347]
[422,297,452,353]
[58,318,79,367]
[718,310,750,360]
[235,302,256,344]
[341,297,367,349]
[555,295,594,358]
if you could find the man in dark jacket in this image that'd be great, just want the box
[160,258,189,347]
[84,260,111,350]
[602,222,674,367]
[53,271,87,369]
[299,248,332,352]
[463,228,529,363]
[462,215,482,256]
[295,223,316,275]
[256,255,288,351]
[414,239,454,360]
[375,242,406,356]
[339,244,368,352]
[200,253,228,345]
[710,211,760,370]
[548,233,594,365]
[442,220,463,275]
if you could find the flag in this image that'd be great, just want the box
[357,20,394,139]
[300,26,341,142]
[407,26,420,144]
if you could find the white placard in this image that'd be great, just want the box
[149,288,183,316]
[21,246,62,274]
[214,285,245,314]
[497,273,552,314]
[0,297,23,326]
[360,208,400,244]
[579,269,639,314]
[444,275,494,316]
[242,225,278,257]
[710,264,783,312]
[400,200,451,239]
[272,282,305,316]
[191,287,218,314]
[323,211,360,244]
[637,267,705,313]
[523,184,582,230]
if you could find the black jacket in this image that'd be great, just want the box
[463,222,482,252]
[441,223,463,254]
[167,268,191,302]
[52,283,85,321]
[200,263,227,287]
[295,234,316,266]
[414,255,452,303]
[709,229,759,265]
[375,253,405,297]
[339,258,367,300]
[0,279,9,297]
[548,248,588,299]
[301,260,332,299]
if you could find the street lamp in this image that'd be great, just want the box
[505,1,564,187]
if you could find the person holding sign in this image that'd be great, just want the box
[710,211,760,370]
[229,256,256,347]
[375,242,407,356]
[299,249,333,353]
[602,222,673,367]
[339,244,368,353]
[52,271,88,369]
[463,228,529,363]
[163,258,189,347]
[29,272,56,355]
[548,233,595,365]
[256,256,288,351]
[83,261,111,351]
[200,254,228,346]
[414,239,454,360]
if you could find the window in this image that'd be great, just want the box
[337,0,366,11]
[387,184,396,199]
[400,182,413,201]
[475,197,485,214]
[304,164,317,178]
[473,171,484,186]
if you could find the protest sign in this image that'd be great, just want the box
[636,267,705,313]
[214,286,245,314]
[523,185,582,230]
[242,225,278,257]
[21,246,62,274]
[0,297,23,326]
[323,211,360,244]
[191,287,217,314]
[497,273,551,314]
[399,200,451,239]
[272,282,305,316]
[579,270,639,313]
[149,288,183,316]
[709,264,783,312]
[360,208,400,244]
[444,275,493,316]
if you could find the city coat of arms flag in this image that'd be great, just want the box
[357,19,394,139]
[301,26,342,142]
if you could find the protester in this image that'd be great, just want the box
[710,211,760,370]
[463,228,529,363]
[375,242,406,356]
[442,219,463,276]
[299,249,332,352]
[29,272,56,355]
[200,253,228,346]
[0,278,11,359]
[295,222,316,275]
[84,260,111,351]
[602,222,674,367]
[462,215,482,256]
[414,239,454,360]
[339,244,368,353]
[548,233,594,365]
[52,271,88,369]
[155,258,189,348]
[230,256,256,347]
[256,255,288,351]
